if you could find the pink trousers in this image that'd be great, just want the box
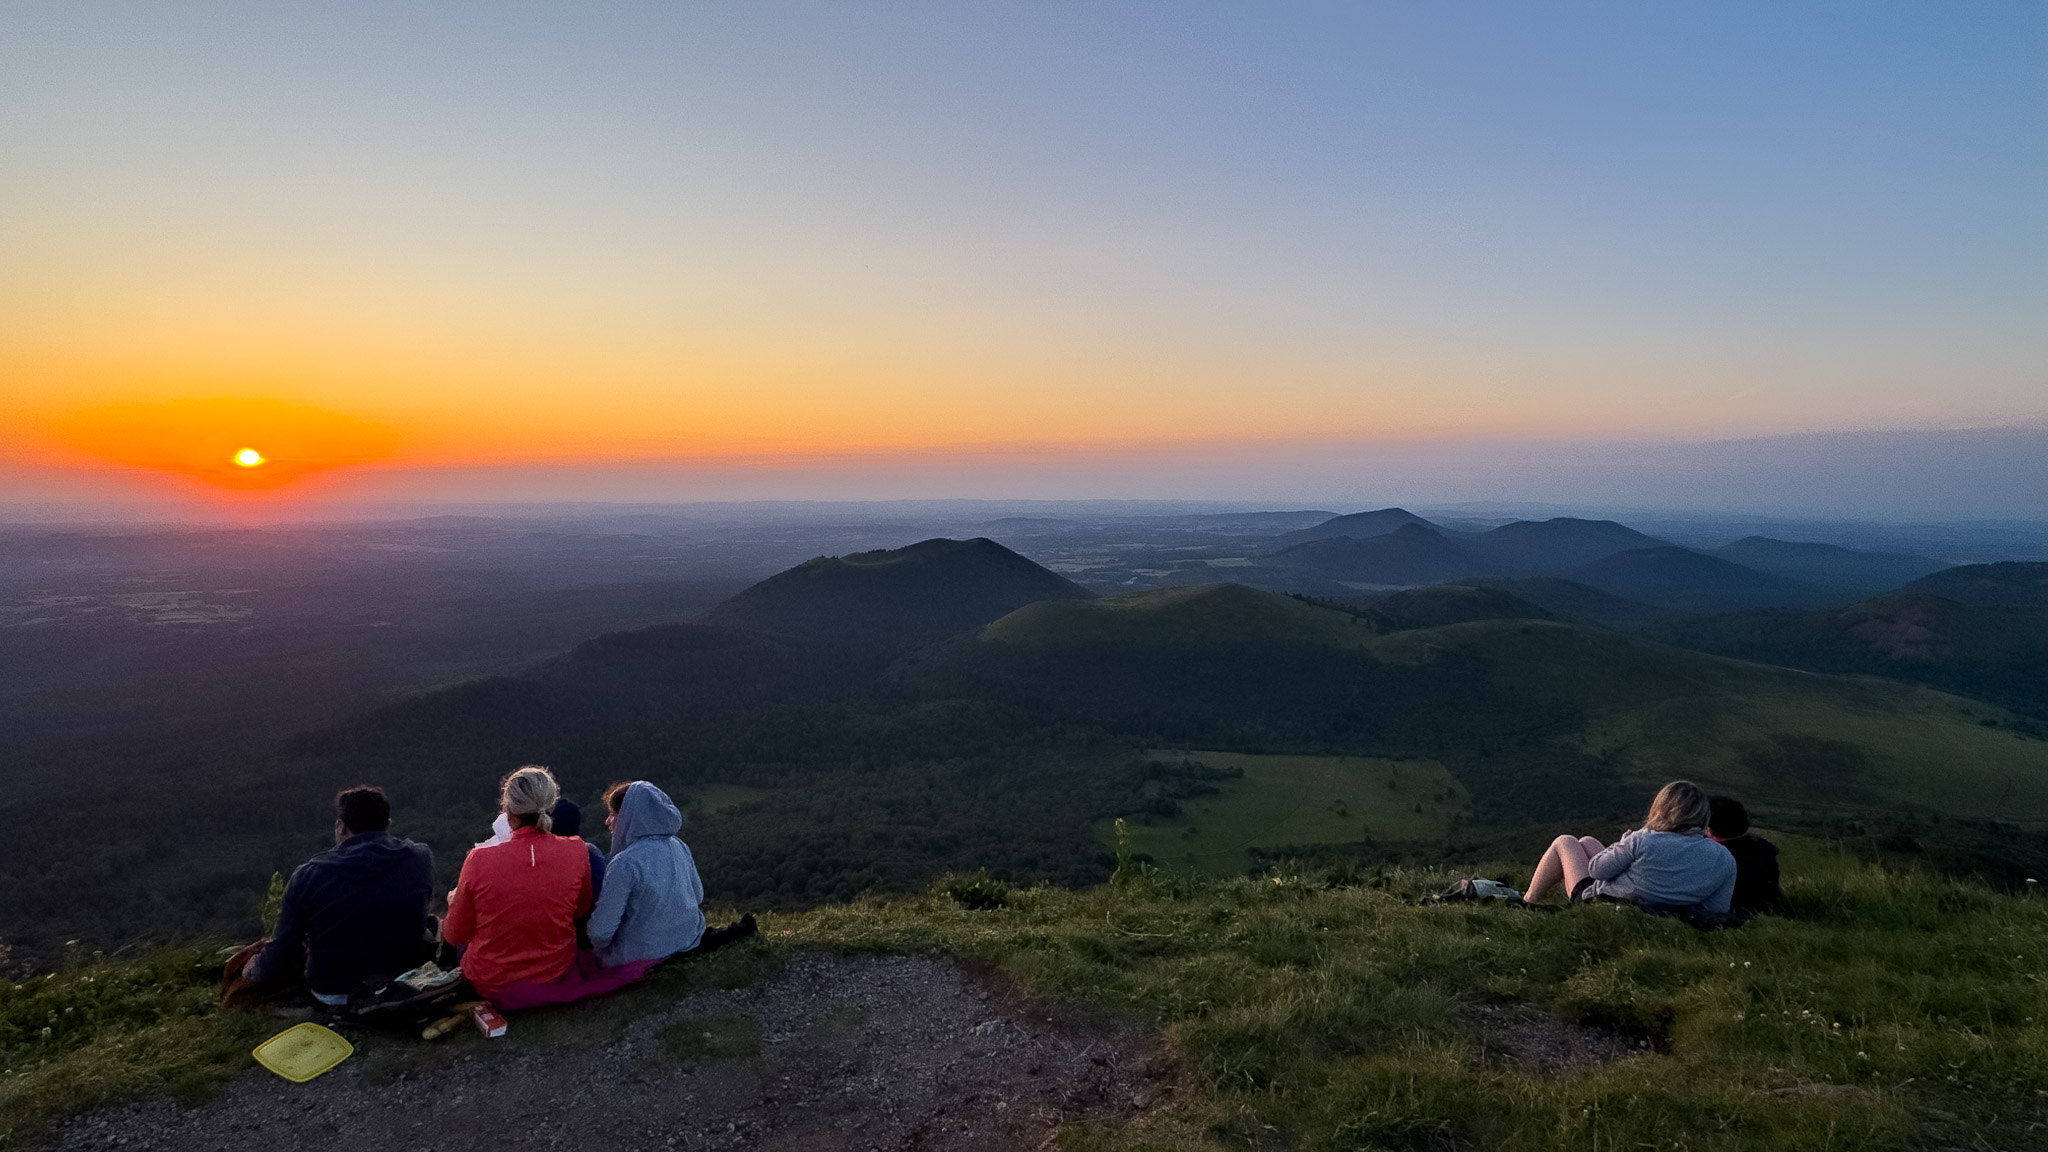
[484,950,658,1012]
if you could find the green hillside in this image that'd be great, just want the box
[1370,582,1557,630]
[1669,592,2048,720]
[976,586,2048,826]
[980,581,1376,649]
[1363,616,2048,827]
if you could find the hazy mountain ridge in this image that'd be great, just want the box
[1248,515,1847,611]
[1712,535,1948,593]
[1463,517,1668,570]
[1267,507,1444,546]
[1260,523,1491,585]
[1561,546,1840,613]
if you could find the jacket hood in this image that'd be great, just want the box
[610,781,683,858]
[326,830,422,878]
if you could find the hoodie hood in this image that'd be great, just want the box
[609,781,683,858]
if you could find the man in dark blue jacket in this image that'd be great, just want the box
[246,786,434,1005]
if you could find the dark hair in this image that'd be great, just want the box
[549,798,582,837]
[335,786,392,834]
[1708,795,1750,838]
[602,781,634,814]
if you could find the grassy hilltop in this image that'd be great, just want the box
[4,839,2044,1150]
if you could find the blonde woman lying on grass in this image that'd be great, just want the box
[1526,780,1737,915]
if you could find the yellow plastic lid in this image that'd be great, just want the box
[252,1021,354,1083]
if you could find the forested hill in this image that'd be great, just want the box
[1896,560,2047,607]
[704,536,1093,647]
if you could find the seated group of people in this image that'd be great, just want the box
[1525,779,1782,919]
[239,770,1775,1012]
[238,765,752,1011]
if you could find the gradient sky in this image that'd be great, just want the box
[1,2,2042,508]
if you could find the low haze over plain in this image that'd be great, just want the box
[1,2,2041,514]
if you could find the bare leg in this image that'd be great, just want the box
[1528,835,1602,903]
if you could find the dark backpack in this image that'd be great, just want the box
[342,964,474,1034]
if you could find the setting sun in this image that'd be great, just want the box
[41,397,399,495]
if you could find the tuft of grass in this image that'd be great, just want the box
[0,948,269,1147]
[258,874,285,937]
[940,869,1012,911]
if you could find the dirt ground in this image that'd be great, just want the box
[48,953,1171,1152]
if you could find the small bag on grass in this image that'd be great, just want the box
[1422,878,1527,906]
[343,962,473,1034]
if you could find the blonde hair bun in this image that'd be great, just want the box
[501,765,561,833]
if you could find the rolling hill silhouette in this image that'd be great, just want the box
[1564,546,1837,613]
[704,537,1093,647]
[1268,507,1444,546]
[1468,517,1666,571]
[1259,523,1489,585]
[1895,561,2047,608]
[1710,536,1946,594]
[1669,563,2048,718]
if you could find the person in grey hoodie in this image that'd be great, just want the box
[1526,780,1737,915]
[588,781,706,966]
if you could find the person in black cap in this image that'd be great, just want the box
[1708,795,1783,918]
[550,797,608,901]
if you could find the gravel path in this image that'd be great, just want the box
[49,954,1169,1152]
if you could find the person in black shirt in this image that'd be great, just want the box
[242,786,435,1005]
[1708,795,1783,918]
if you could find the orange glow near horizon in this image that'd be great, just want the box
[46,398,400,492]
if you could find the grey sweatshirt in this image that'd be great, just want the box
[1587,828,1737,914]
[588,782,707,967]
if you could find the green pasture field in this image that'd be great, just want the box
[1102,751,1466,874]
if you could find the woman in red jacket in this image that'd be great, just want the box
[444,765,656,1008]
